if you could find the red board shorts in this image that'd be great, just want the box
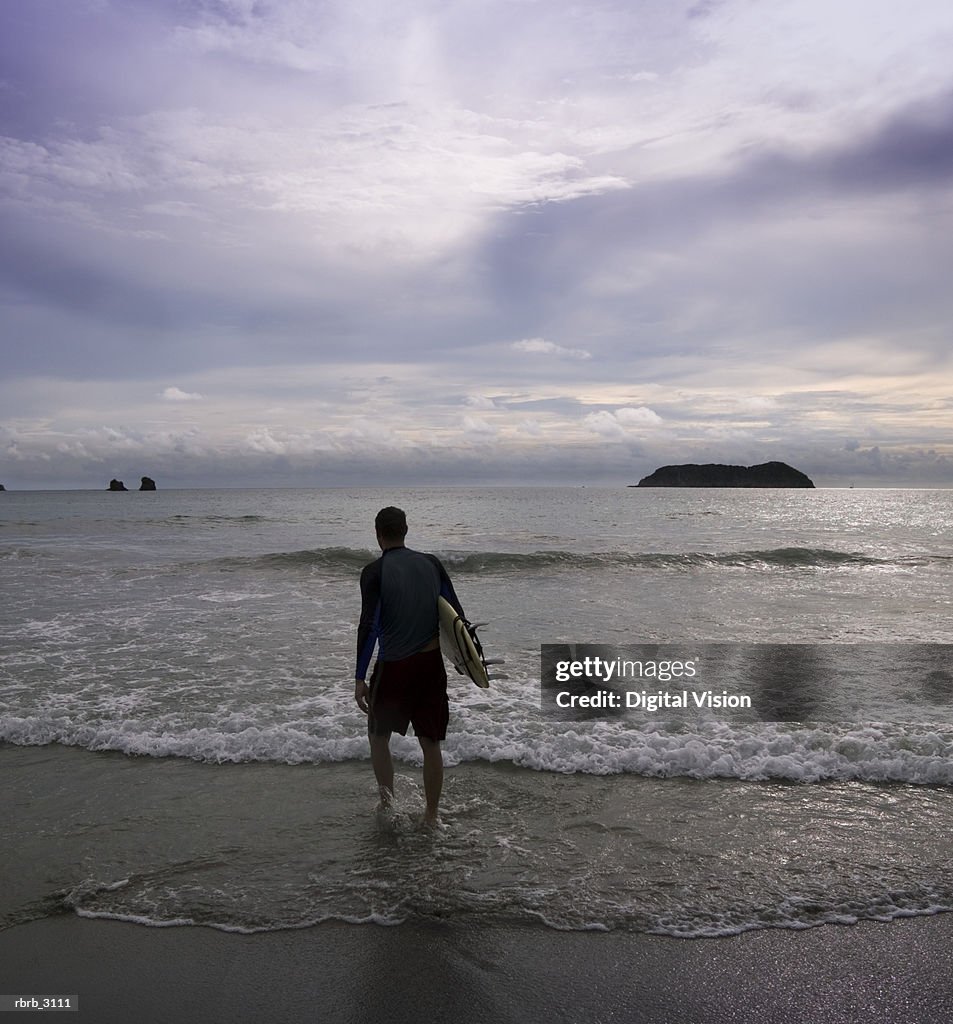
[367,648,449,742]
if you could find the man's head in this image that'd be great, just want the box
[375,506,408,547]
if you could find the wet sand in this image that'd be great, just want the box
[2,913,953,1023]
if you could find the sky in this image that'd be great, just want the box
[2,0,953,488]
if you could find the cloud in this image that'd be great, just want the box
[242,428,287,455]
[583,407,661,440]
[754,89,953,197]
[615,406,664,427]
[160,386,204,401]
[732,396,779,416]
[583,410,626,440]
[512,338,592,360]
[461,415,498,438]
[465,395,496,410]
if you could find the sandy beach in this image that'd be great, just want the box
[3,913,953,1024]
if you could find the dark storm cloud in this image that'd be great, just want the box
[3,223,189,331]
[807,91,953,192]
[0,2,185,136]
[487,88,953,267]
[478,88,953,362]
[0,217,355,377]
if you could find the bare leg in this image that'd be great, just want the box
[418,737,443,823]
[369,733,394,808]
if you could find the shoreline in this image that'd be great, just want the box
[2,913,952,1023]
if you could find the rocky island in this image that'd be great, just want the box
[108,477,157,490]
[635,461,815,488]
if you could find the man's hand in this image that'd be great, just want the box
[354,679,369,714]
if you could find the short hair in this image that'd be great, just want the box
[375,506,408,542]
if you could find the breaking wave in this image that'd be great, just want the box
[5,714,953,786]
[199,546,946,575]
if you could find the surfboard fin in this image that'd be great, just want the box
[483,658,506,666]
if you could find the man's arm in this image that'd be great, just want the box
[354,562,381,712]
[428,554,465,618]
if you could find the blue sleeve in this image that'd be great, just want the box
[355,561,382,680]
[428,554,464,619]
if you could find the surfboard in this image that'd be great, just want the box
[438,596,490,688]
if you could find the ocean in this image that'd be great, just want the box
[2,486,952,938]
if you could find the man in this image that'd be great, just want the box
[354,506,464,824]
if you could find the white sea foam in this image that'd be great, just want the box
[5,710,953,784]
[74,910,200,928]
[72,908,408,931]
[67,893,953,939]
